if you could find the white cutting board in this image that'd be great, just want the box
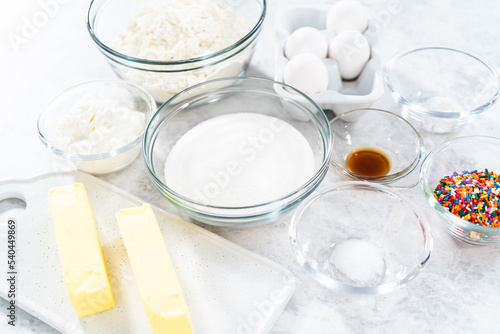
[0,171,295,334]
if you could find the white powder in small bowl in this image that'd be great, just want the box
[164,113,316,207]
[329,239,386,287]
[60,91,145,155]
[57,91,147,174]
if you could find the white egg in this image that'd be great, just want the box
[285,27,328,59]
[328,30,370,80]
[283,53,329,94]
[326,0,369,34]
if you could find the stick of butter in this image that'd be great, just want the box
[116,203,193,334]
[48,183,115,318]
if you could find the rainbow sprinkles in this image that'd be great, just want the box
[434,169,500,228]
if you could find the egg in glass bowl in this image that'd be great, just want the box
[385,45,499,133]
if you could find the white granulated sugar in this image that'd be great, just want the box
[330,239,385,286]
[164,113,316,207]
[115,0,248,61]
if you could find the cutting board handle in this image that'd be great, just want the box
[0,179,28,204]
[0,179,28,237]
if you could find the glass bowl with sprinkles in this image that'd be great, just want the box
[420,136,500,245]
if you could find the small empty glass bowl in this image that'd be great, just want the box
[38,80,155,174]
[385,45,499,133]
[87,0,266,103]
[329,108,425,187]
[143,77,332,227]
[290,182,432,294]
[420,136,500,245]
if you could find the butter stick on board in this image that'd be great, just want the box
[48,183,115,318]
[116,203,193,334]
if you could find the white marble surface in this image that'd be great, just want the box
[1,0,500,333]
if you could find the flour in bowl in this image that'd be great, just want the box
[164,113,316,207]
[114,0,250,102]
[115,0,249,61]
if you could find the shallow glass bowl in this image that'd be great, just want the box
[385,45,499,133]
[290,181,433,294]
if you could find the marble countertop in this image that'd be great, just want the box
[1,0,500,333]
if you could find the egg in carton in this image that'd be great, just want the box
[274,4,384,115]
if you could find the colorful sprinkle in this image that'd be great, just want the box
[434,169,500,228]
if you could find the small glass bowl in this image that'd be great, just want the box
[87,0,266,103]
[289,182,432,294]
[38,80,155,174]
[385,45,499,133]
[143,77,332,227]
[329,108,425,187]
[420,136,500,245]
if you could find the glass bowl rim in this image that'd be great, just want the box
[142,76,333,211]
[420,135,500,235]
[329,108,425,183]
[289,181,433,294]
[86,0,267,66]
[384,44,500,118]
[37,79,156,161]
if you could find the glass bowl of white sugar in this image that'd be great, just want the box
[384,45,499,133]
[143,77,333,226]
[290,181,433,294]
[87,0,266,104]
[38,80,156,174]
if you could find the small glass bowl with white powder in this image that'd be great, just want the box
[87,0,266,103]
[290,181,433,294]
[143,77,332,226]
[38,80,156,174]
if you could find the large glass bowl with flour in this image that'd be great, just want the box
[143,77,333,226]
[87,0,266,103]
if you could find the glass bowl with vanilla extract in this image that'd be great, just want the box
[329,108,425,187]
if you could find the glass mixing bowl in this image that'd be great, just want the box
[87,0,266,103]
[385,45,499,133]
[420,136,500,245]
[329,108,425,187]
[143,77,332,227]
[38,80,155,174]
[290,182,433,294]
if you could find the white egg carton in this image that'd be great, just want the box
[274,6,384,114]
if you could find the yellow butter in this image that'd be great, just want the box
[48,183,115,318]
[116,203,192,334]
